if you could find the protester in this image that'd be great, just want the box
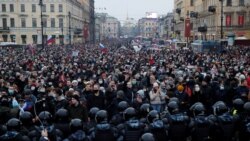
[0,40,249,140]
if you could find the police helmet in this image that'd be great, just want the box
[19,111,33,125]
[55,108,69,122]
[167,101,179,114]
[95,110,108,123]
[6,118,21,131]
[38,111,53,125]
[89,107,100,120]
[123,107,137,121]
[140,103,153,117]
[118,101,129,112]
[169,97,179,104]
[70,118,83,133]
[243,102,250,113]
[190,102,205,116]
[233,98,244,110]
[212,101,228,115]
[0,125,7,135]
[140,133,155,141]
[147,110,160,123]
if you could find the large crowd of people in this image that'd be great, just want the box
[0,40,250,141]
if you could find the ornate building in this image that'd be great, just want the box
[95,13,121,41]
[0,0,91,45]
[174,0,250,41]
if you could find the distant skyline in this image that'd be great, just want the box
[95,0,174,22]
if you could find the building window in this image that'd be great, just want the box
[239,0,244,6]
[51,18,55,27]
[42,4,46,12]
[21,35,27,44]
[2,35,8,42]
[10,4,14,12]
[32,18,37,27]
[32,35,37,44]
[59,18,63,28]
[225,15,231,27]
[59,4,63,12]
[2,18,7,28]
[10,18,15,27]
[42,18,47,27]
[10,35,16,42]
[21,18,26,27]
[32,4,36,12]
[21,4,25,12]
[238,15,244,26]
[226,0,232,6]
[50,4,54,12]
[190,0,194,6]
[2,4,6,12]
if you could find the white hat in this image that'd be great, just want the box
[153,82,159,87]
[137,90,145,99]
[69,88,74,91]
[72,80,78,84]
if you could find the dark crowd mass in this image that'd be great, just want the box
[0,40,250,141]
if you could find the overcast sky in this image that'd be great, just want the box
[95,0,174,22]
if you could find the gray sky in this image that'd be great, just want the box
[95,0,174,22]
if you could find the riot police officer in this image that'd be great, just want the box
[189,102,213,141]
[117,107,145,141]
[54,108,71,139]
[238,102,250,141]
[210,101,238,141]
[110,101,129,125]
[165,101,190,141]
[29,111,62,141]
[0,118,29,141]
[89,110,118,141]
[84,107,99,133]
[19,111,35,136]
[146,110,168,141]
[139,103,153,124]
[63,118,88,141]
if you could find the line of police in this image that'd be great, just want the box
[1,97,250,141]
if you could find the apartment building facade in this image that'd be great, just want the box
[138,18,159,38]
[174,0,250,41]
[0,0,90,45]
[95,13,121,41]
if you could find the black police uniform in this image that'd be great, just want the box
[0,118,29,141]
[88,110,118,141]
[63,118,88,141]
[117,107,145,141]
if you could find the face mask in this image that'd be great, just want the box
[132,80,137,85]
[220,85,224,90]
[98,80,103,84]
[31,86,36,91]
[8,89,14,95]
[93,90,99,93]
[195,87,200,92]
[49,92,56,98]
[77,79,81,82]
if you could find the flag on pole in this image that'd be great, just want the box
[99,43,108,53]
[47,35,56,45]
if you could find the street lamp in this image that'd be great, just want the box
[219,0,223,46]
[39,0,44,50]
[68,12,71,45]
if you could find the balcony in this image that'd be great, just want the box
[74,28,82,34]
[176,8,181,14]
[0,27,10,33]
[198,26,207,32]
